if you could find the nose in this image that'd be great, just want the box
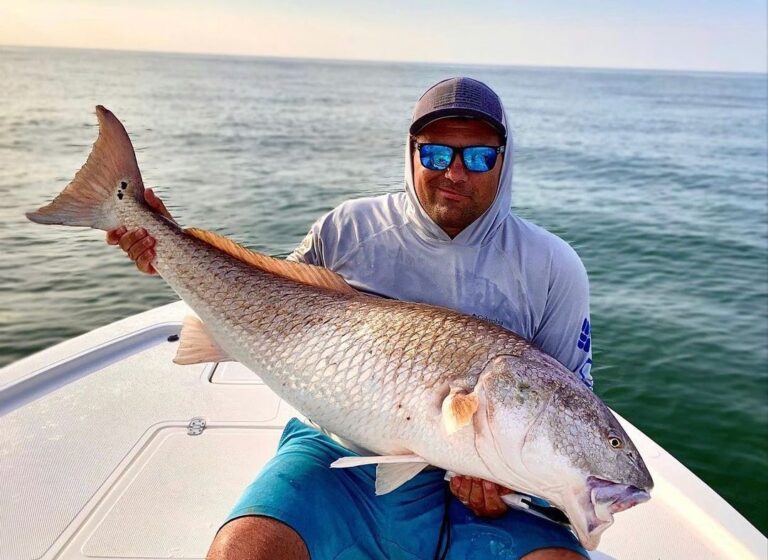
[445,153,469,182]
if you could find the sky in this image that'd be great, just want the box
[0,0,766,73]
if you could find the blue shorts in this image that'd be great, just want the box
[223,418,588,560]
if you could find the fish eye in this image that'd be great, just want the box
[608,436,623,449]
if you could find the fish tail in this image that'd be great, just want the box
[26,105,145,231]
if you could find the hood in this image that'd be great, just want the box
[403,107,514,247]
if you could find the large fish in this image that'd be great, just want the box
[27,106,652,550]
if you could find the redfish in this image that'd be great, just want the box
[27,106,652,549]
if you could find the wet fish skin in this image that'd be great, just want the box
[26,106,653,550]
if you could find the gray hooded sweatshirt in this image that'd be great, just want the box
[288,119,593,389]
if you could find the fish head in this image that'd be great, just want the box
[472,353,653,550]
[526,380,654,549]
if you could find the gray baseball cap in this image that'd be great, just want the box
[410,77,506,139]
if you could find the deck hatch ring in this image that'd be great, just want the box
[187,417,206,436]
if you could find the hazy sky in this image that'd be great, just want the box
[1,0,766,72]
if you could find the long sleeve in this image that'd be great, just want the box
[531,245,594,389]
[287,218,326,266]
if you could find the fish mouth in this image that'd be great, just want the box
[567,476,651,549]
[587,476,651,531]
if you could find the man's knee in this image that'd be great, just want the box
[207,516,309,560]
[522,548,588,560]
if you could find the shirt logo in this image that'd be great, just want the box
[472,313,504,327]
[574,318,593,389]
[577,318,591,353]
[578,358,594,389]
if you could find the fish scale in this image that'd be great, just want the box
[157,236,522,455]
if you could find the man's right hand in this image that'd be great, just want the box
[106,188,173,275]
[450,475,512,518]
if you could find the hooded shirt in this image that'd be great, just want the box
[288,112,593,388]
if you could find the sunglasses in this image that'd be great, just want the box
[413,140,505,173]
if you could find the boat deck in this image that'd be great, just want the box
[1,301,765,560]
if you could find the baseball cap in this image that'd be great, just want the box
[409,77,506,139]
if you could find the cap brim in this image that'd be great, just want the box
[410,107,506,139]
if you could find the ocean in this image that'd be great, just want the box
[1,46,766,534]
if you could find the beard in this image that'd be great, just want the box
[419,179,484,235]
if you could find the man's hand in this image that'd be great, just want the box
[106,188,173,275]
[450,475,512,518]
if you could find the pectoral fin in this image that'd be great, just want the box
[442,389,479,434]
[173,315,233,365]
[375,463,430,495]
[330,454,430,495]
[330,454,427,468]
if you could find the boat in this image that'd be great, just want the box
[1,300,765,560]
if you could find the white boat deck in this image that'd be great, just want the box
[1,301,765,560]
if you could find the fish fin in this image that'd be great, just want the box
[330,455,430,495]
[442,389,479,435]
[173,315,233,365]
[185,228,357,295]
[375,463,430,495]
[26,105,144,231]
[330,454,427,468]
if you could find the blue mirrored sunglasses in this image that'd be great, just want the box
[414,141,505,173]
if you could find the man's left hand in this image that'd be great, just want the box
[449,475,513,518]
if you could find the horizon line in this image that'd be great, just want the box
[2,43,766,77]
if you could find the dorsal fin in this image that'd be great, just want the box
[185,227,357,295]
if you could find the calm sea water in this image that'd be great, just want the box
[1,46,766,533]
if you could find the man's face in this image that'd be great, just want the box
[411,118,504,238]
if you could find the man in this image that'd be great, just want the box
[108,77,593,559]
